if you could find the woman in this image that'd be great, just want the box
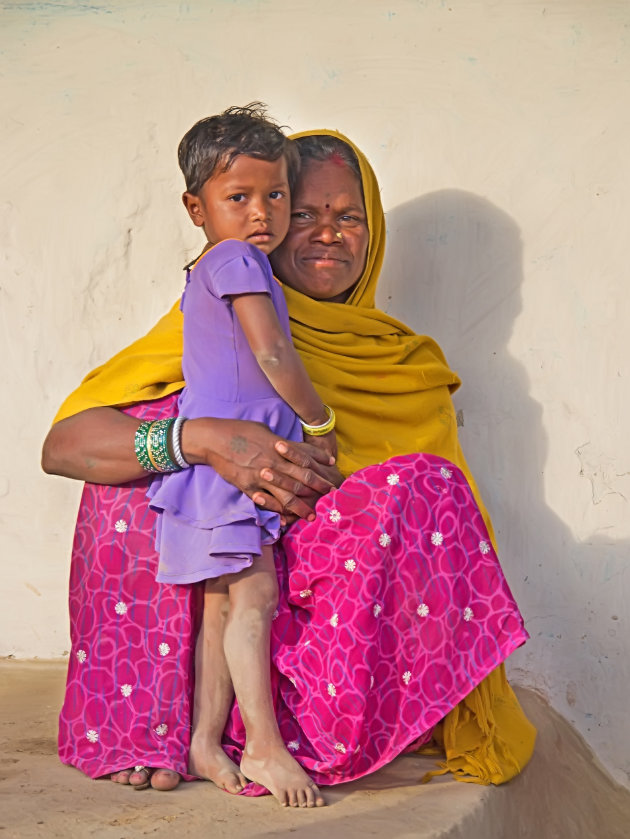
[43,129,535,801]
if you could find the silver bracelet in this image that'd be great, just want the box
[170,416,190,469]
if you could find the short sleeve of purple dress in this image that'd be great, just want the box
[148,239,302,584]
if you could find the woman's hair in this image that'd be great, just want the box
[294,135,363,188]
[178,102,300,195]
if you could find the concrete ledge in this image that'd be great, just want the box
[1,661,629,838]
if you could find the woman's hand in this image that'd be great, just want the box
[257,442,344,524]
[182,418,340,521]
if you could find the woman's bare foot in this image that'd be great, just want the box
[110,768,134,785]
[240,746,325,808]
[109,767,180,791]
[189,737,247,794]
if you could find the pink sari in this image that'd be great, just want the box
[59,394,528,790]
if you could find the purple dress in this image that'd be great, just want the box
[148,240,302,584]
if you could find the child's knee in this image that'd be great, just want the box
[251,573,278,616]
[233,572,278,621]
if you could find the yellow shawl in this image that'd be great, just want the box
[53,129,535,784]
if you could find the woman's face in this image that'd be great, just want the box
[270,159,369,303]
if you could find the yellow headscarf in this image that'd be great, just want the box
[53,130,534,783]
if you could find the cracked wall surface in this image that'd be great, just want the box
[1,1,628,788]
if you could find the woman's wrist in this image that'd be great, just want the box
[179,417,224,467]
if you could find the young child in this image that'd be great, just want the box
[147,104,334,808]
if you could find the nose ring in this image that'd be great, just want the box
[335,231,343,240]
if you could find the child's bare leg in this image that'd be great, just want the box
[224,547,325,808]
[189,578,247,794]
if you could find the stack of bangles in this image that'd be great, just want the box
[134,416,190,473]
[299,405,336,436]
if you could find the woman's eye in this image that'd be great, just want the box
[340,215,361,224]
[291,211,312,221]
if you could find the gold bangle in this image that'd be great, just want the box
[300,405,336,437]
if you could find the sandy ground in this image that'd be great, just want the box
[1,661,629,839]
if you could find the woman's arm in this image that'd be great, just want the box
[41,406,341,519]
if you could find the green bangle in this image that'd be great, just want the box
[134,421,157,472]
[147,418,181,472]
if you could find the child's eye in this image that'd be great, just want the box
[269,191,285,200]
[228,194,245,202]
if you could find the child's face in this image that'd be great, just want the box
[183,155,291,255]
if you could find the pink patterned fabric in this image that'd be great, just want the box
[224,452,528,794]
[58,395,202,780]
[59,398,528,789]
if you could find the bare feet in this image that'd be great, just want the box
[109,767,180,791]
[189,738,247,794]
[240,746,325,808]
[149,769,181,791]
[110,768,135,785]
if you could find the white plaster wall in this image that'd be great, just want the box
[1,0,628,786]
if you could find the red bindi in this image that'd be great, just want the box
[329,151,347,167]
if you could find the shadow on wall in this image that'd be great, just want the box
[379,190,629,787]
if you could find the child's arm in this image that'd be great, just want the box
[231,292,337,459]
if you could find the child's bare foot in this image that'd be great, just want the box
[189,738,246,794]
[149,768,181,791]
[240,745,325,808]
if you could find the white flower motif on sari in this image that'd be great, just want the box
[299,589,313,599]
[330,613,339,627]
[402,671,412,685]
[114,601,127,615]
[329,509,341,523]
[387,473,400,486]
[344,559,357,572]
[155,723,168,736]
[158,642,170,656]
[417,603,430,618]
[463,607,474,622]
[430,531,444,546]
[86,729,98,743]
[120,684,133,697]
[479,540,491,555]
[440,466,453,479]
[327,683,337,697]
[379,533,391,547]
[334,742,347,753]
[114,519,128,533]
[373,604,382,617]
[76,649,87,663]
[287,740,299,752]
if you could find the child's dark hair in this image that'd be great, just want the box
[178,102,300,195]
